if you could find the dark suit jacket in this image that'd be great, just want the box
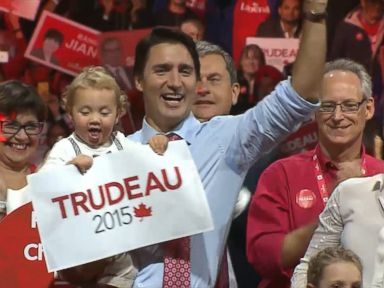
[256,18,301,38]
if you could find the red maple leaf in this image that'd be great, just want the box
[134,203,152,221]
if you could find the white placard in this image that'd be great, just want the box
[28,141,213,272]
[0,0,40,21]
[246,37,300,71]
[0,51,9,63]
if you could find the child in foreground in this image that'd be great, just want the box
[41,66,168,172]
[40,66,168,287]
[306,246,362,288]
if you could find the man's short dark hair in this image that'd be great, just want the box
[277,0,302,7]
[44,29,64,45]
[133,27,200,79]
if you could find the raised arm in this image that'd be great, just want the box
[291,0,327,103]
[227,0,328,173]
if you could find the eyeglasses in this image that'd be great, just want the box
[0,121,44,135]
[318,99,367,113]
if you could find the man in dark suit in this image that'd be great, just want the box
[256,0,302,38]
[100,37,133,92]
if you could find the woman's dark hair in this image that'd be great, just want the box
[133,27,200,79]
[239,44,266,71]
[0,80,47,121]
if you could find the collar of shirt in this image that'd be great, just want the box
[315,144,367,172]
[139,112,201,144]
[280,20,298,38]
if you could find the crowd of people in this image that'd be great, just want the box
[0,0,384,287]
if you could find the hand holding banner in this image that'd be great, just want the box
[28,141,213,272]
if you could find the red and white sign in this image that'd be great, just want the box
[25,11,100,76]
[0,203,54,286]
[246,37,300,71]
[279,120,318,157]
[0,203,78,287]
[28,141,213,272]
[0,0,40,21]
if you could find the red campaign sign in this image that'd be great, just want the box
[0,202,54,287]
[0,203,75,287]
[25,11,100,76]
[232,0,270,64]
[0,0,40,21]
[279,120,318,157]
[186,0,206,18]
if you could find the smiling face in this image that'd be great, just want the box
[316,70,374,151]
[316,261,361,288]
[193,53,239,122]
[0,110,41,171]
[69,87,119,148]
[135,43,197,132]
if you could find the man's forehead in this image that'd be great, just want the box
[322,70,361,84]
[200,53,226,67]
[146,43,194,65]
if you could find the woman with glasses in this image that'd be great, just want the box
[0,80,46,218]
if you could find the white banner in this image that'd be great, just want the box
[28,141,213,272]
[246,37,300,71]
[0,0,40,21]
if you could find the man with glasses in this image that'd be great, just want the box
[246,58,384,288]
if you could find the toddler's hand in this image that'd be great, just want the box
[67,154,93,174]
[148,134,169,155]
